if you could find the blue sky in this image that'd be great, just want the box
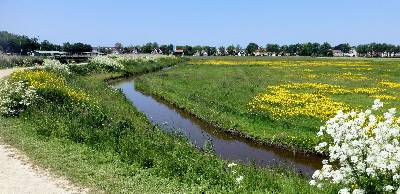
[1,0,399,47]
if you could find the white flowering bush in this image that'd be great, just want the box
[310,99,400,193]
[89,56,124,71]
[43,59,71,75]
[0,79,37,116]
[115,54,175,64]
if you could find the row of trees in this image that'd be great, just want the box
[356,43,400,57]
[244,42,353,57]
[111,42,400,57]
[116,42,356,57]
[0,31,39,55]
[0,31,92,54]
[2,31,400,57]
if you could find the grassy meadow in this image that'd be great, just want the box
[136,57,400,152]
[0,56,336,193]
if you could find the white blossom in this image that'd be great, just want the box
[0,79,37,116]
[310,99,400,193]
[235,175,244,184]
[43,59,71,74]
[90,56,124,70]
[228,162,237,168]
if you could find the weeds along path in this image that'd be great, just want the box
[0,67,86,194]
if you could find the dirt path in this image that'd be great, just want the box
[0,67,26,78]
[0,68,87,194]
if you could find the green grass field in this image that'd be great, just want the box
[136,57,400,152]
[0,58,335,193]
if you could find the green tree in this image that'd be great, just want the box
[159,44,174,55]
[226,45,236,55]
[319,42,333,56]
[265,44,280,53]
[207,47,217,56]
[334,43,351,53]
[246,43,259,55]
[218,46,226,56]
[356,44,369,57]
[114,42,123,53]
[141,42,159,53]
[40,40,62,51]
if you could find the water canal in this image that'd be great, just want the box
[113,78,324,176]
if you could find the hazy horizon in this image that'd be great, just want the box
[1,0,399,47]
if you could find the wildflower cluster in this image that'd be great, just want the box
[352,87,385,95]
[89,56,124,71]
[115,54,175,63]
[311,99,400,193]
[380,81,400,89]
[191,59,372,67]
[336,72,370,81]
[11,70,90,104]
[372,94,398,100]
[0,79,37,116]
[249,83,350,120]
[43,59,71,75]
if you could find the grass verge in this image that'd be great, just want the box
[135,57,400,152]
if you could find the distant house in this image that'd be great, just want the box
[254,50,268,56]
[332,49,357,57]
[344,49,357,57]
[193,51,201,56]
[216,48,228,56]
[173,49,184,56]
[332,50,344,57]
[237,50,246,56]
[151,48,163,55]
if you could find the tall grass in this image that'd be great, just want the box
[0,54,43,69]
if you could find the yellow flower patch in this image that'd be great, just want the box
[342,67,373,71]
[352,87,385,94]
[380,81,400,89]
[191,59,372,67]
[301,74,319,79]
[281,82,351,94]
[249,83,350,120]
[371,94,398,100]
[11,70,91,104]
[336,72,370,81]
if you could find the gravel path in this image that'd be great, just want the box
[0,68,87,194]
[0,67,26,78]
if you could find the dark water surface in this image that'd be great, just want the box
[113,79,324,176]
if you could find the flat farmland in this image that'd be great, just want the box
[136,57,400,152]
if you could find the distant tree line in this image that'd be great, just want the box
[0,31,92,55]
[356,43,400,57]
[141,42,400,57]
[2,31,400,57]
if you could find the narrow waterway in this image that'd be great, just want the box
[113,79,324,176]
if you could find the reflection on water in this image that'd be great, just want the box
[113,79,324,176]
